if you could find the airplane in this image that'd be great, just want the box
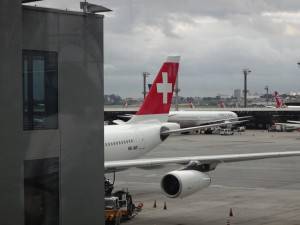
[167,98,250,131]
[270,91,300,131]
[105,56,236,160]
[105,56,300,199]
[115,110,247,130]
[114,94,247,131]
[273,91,300,109]
[274,120,300,131]
[113,90,248,130]
[168,110,245,129]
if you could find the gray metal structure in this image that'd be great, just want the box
[80,1,112,13]
[243,69,251,108]
[142,72,150,99]
[0,1,104,225]
[265,85,269,104]
[174,78,180,111]
[22,0,41,2]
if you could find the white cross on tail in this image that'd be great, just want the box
[156,72,172,104]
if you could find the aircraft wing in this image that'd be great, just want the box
[287,120,300,124]
[118,115,251,124]
[161,120,248,135]
[186,116,251,126]
[105,151,300,172]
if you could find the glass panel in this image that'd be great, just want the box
[23,50,58,130]
[32,56,46,128]
[23,58,29,110]
[24,158,59,225]
[32,56,45,112]
[45,52,58,120]
[23,55,33,130]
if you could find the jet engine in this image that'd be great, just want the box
[160,122,181,141]
[161,122,180,131]
[160,170,211,198]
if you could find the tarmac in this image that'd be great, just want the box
[112,130,300,225]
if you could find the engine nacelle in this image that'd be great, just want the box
[161,122,180,130]
[160,170,211,198]
[160,122,181,141]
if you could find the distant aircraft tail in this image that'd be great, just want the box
[128,56,180,123]
[189,101,195,109]
[274,91,284,108]
[219,100,225,108]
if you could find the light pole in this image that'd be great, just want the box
[174,78,180,111]
[243,69,251,108]
[265,85,269,105]
[142,72,150,99]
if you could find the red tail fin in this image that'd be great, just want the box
[188,100,195,109]
[136,56,180,115]
[274,91,283,108]
[219,100,225,108]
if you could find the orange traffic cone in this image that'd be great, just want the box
[153,200,157,208]
[226,218,231,225]
[163,201,167,210]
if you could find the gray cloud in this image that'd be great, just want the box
[28,0,300,97]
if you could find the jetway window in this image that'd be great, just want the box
[23,50,58,130]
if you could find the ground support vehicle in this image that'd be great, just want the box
[105,196,122,225]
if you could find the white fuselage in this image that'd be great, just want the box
[104,111,238,161]
[104,123,163,161]
[287,106,300,109]
[168,111,238,128]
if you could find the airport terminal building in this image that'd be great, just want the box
[0,1,104,225]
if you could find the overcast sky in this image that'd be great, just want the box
[28,0,300,97]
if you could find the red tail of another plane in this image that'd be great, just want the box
[129,56,180,123]
[274,91,284,108]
